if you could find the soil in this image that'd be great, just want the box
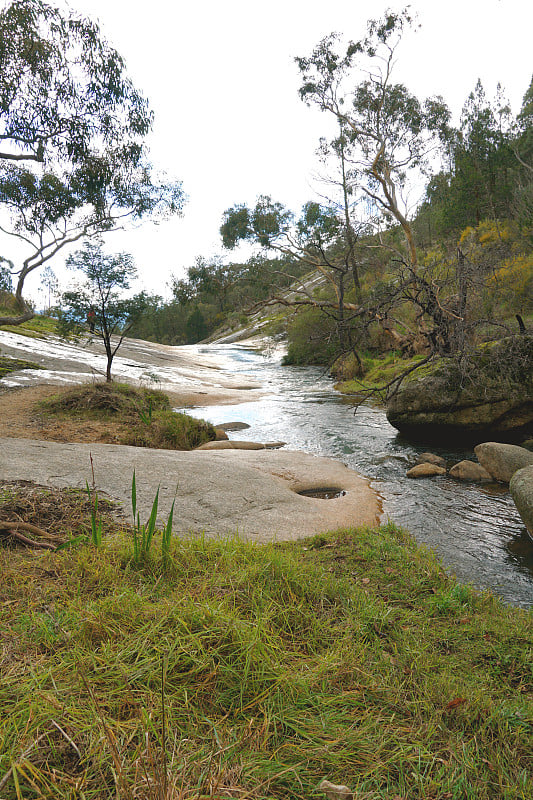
[0,384,133,444]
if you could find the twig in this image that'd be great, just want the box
[0,521,63,541]
[0,528,56,550]
[50,719,82,760]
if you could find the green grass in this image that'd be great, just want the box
[335,351,427,396]
[0,517,531,799]
[0,311,60,338]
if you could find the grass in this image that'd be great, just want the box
[0,309,60,338]
[335,352,427,396]
[39,382,217,450]
[0,487,531,799]
[0,355,43,379]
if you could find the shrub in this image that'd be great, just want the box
[283,308,339,366]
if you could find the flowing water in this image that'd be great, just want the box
[182,342,533,609]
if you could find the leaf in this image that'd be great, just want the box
[446,697,466,710]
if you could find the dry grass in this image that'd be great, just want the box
[0,480,123,549]
[38,382,217,450]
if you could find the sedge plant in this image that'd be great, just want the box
[131,470,176,568]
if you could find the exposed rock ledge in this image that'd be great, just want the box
[386,337,533,443]
[0,437,380,542]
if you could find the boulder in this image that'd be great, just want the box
[214,428,229,441]
[415,452,446,468]
[520,438,533,451]
[214,421,250,431]
[510,465,533,537]
[449,460,492,482]
[196,440,286,451]
[386,336,533,443]
[406,463,446,478]
[474,442,533,483]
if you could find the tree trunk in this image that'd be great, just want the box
[0,275,35,326]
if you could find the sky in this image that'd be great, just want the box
[5,0,533,304]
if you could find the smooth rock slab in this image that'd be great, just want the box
[0,437,380,542]
[474,442,533,483]
[510,465,533,537]
[449,460,492,482]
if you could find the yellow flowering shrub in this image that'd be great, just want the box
[490,254,533,312]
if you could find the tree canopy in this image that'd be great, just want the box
[60,240,148,381]
[0,0,184,325]
[0,0,151,166]
[295,9,450,266]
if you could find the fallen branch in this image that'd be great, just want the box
[0,523,57,550]
[0,520,62,541]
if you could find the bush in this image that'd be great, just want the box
[283,308,339,366]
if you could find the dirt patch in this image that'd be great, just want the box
[0,384,129,443]
[0,383,216,445]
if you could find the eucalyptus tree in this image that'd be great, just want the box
[221,194,369,358]
[59,241,148,382]
[0,0,151,166]
[0,0,184,325]
[295,8,449,267]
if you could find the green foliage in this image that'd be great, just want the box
[221,196,292,249]
[0,0,151,165]
[124,410,216,451]
[59,241,149,380]
[130,471,176,569]
[130,252,307,345]
[0,0,183,322]
[421,79,531,237]
[283,307,339,365]
[185,305,208,343]
[296,11,449,264]
[85,482,103,548]
[131,470,159,564]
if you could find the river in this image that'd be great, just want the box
[180,342,533,609]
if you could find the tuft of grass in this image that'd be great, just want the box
[39,382,216,450]
[40,382,170,418]
[0,510,531,800]
[0,355,43,379]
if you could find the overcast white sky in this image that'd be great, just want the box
[10,0,533,302]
